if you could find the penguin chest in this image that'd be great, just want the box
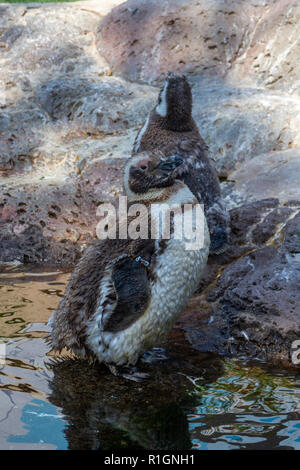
[147,237,208,338]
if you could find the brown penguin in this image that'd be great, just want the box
[133,72,230,255]
[47,151,210,381]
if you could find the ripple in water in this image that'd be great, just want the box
[0,265,300,450]
[188,360,300,450]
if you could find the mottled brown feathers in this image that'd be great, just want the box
[47,235,157,355]
[132,73,230,255]
[47,155,183,357]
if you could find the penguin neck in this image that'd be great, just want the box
[151,110,195,133]
[123,157,183,203]
[125,180,195,206]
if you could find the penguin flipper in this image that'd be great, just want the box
[103,256,151,333]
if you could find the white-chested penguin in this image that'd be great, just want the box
[47,151,210,381]
[133,72,230,255]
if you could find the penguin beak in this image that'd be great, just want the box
[157,155,183,172]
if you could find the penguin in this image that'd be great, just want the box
[47,151,210,381]
[133,72,230,255]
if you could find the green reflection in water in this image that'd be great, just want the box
[188,359,300,450]
[192,360,300,415]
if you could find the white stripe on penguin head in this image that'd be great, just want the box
[155,80,168,117]
[134,115,150,153]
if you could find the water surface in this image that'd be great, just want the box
[0,265,299,450]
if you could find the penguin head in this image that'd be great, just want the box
[124,151,183,197]
[154,72,193,131]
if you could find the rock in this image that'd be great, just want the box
[225,149,300,206]
[283,212,300,253]
[98,0,300,175]
[186,198,300,366]
[36,76,154,133]
[228,0,300,95]
[0,176,96,265]
[79,157,125,205]
[0,1,156,265]
[207,243,300,366]
[97,0,264,84]
[98,0,300,95]
[192,84,300,176]
[0,1,157,174]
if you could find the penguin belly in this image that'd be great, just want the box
[86,225,210,366]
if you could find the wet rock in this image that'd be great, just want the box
[208,244,300,366]
[199,198,295,268]
[176,295,230,357]
[229,198,280,246]
[283,212,300,253]
[186,200,300,366]
[251,206,294,246]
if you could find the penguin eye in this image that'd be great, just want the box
[137,159,149,171]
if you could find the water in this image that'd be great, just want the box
[0,265,299,450]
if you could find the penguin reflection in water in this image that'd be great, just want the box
[47,151,210,381]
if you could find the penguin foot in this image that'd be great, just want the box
[141,347,168,363]
[108,364,151,382]
[210,242,230,256]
